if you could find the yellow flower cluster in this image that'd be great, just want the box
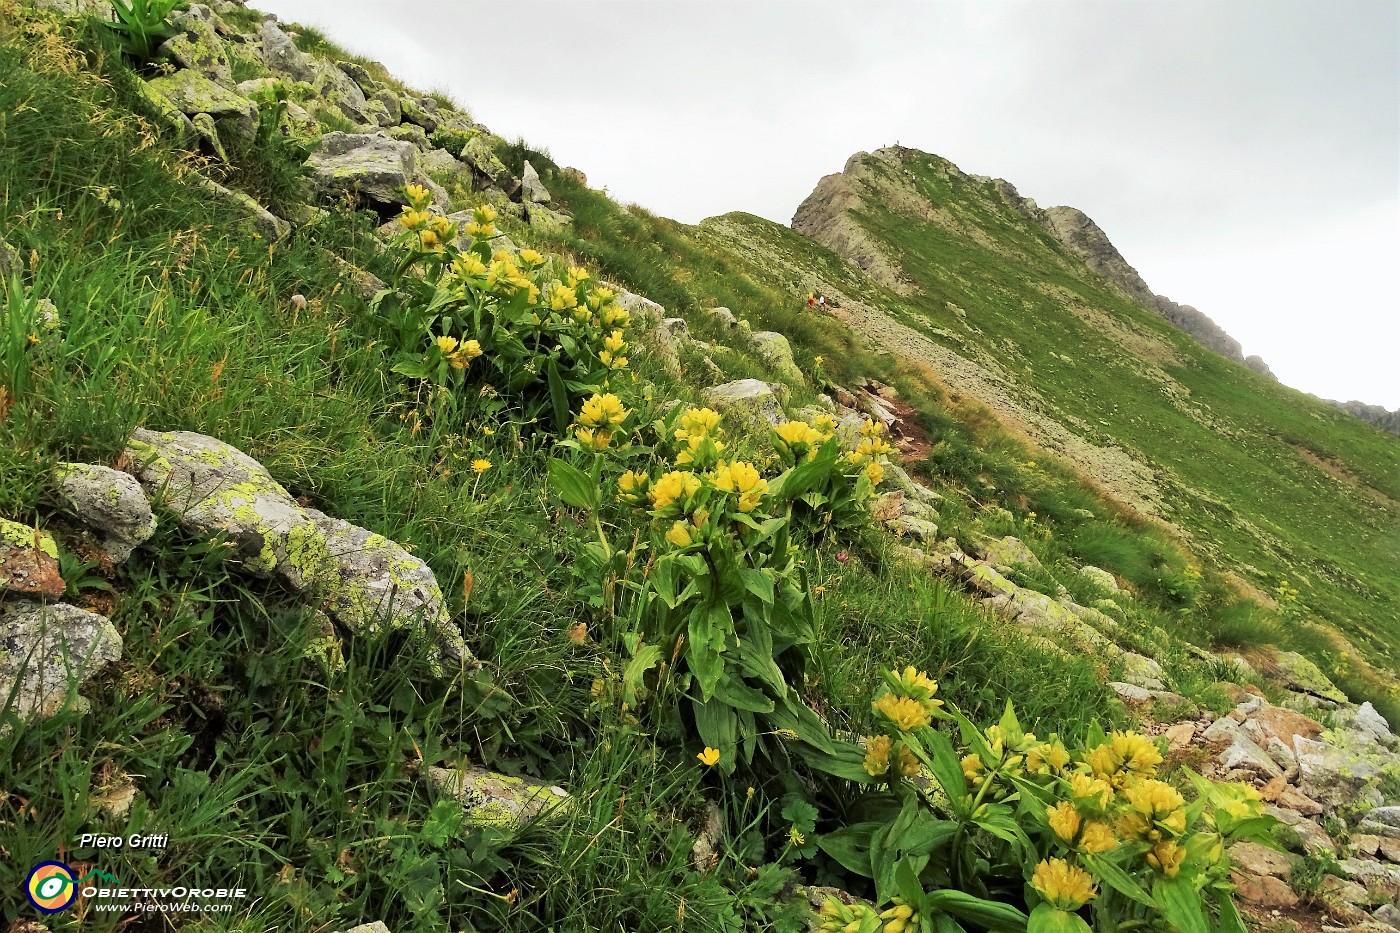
[1084,731,1164,789]
[575,393,629,451]
[712,460,767,513]
[862,734,919,780]
[1032,857,1097,910]
[434,335,483,371]
[674,407,726,468]
[871,666,942,734]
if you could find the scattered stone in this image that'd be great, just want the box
[704,379,785,428]
[1273,650,1349,703]
[980,535,1042,571]
[123,429,329,591]
[708,306,738,328]
[524,202,572,235]
[1378,838,1400,864]
[257,18,317,83]
[304,509,471,672]
[1374,904,1400,930]
[561,166,587,186]
[0,518,65,598]
[1291,818,1337,855]
[308,132,419,209]
[387,124,428,149]
[1118,651,1166,691]
[419,147,467,178]
[1164,721,1196,750]
[1354,835,1383,857]
[399,95,439,132]
[1078,565,1119,592]
[887,515,938,543]
[521,159,551,203]
[1230,841,1293,879]
[1250,703,1323,748]
[335,924,390,933]
[145,69,255,123]
[1351,702,1399,749]
[0,601,122,719]
[424,766,571,829]
[459,136,516,193]
[1275,785,1324,816]
[1340,858,1400,886]
[690,799,722,872]
[55,463,157,564]
[1203,717,1284,781]
[1109,682,1188,706]
[193,175,289,240]
[883,463,940,505]
[1231,872,1298,909]
[1294,735,1382,810]
[750,331,805,383]
[1322,874,1373,907]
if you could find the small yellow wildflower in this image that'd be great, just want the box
[665,522,693,548]
[872,693,931,733]
[788,827,805,846]
[471,459,492,474]
[649,470,701,511]
[1085,731,1163,787]
[578,393,628,428]
[436,335,460,354]
[1067,772,1114,810]
[1047,801,1082,842]
[1031,858,1097,910]
[865,461,885,486]
[697,747,720,767]
[863,735,892,777]
[1145,839,1186,877]
[403,183,431,209]
[962,753,985,787]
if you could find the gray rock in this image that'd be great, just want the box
[1273,650,1348,703]
[190,112,228,162]
[0,601,122,720]
[708,306,738,328]
[750,331,805,383]
[145,69,255,120]
[980,535,1042,571]
[1203,717,1284,780]
[158,15,231,85]
[1364,807,1400,831]
[1321,874,1372,906]
[419,148,467,178]
[1293,735,1382,810]
[307,132,418,208]
[424,766,571,829]
[1244,355,1277,380]
[883,463,940,505]
[1341,858,1400,886]
[525,202,572,235]
[459,135,515,192]
[1352,702,1398,749]
[1374,904,1400,931]
[124,428,328,591]
[371,89,401,126]
[399,96,438,132]
[335,925,390,933]
[257,19,317,83]
[304,509,471,672]
[1229,841,1293,879]
[55,463,156,563]
[1078,565,1119,592]
[704,379,785,428]
[1119,651,1167,691]
[193,175,289,241]
[521,159,551,203]
[336,60,380,94]
[887,515,938,543]
[311,59,371,124]
[1109,682,1188,706]
[386,124,428,148]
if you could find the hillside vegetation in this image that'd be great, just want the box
[1,3,1398,933]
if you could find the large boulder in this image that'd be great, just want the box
[55,463,157,564]
[1078,565,1119,592]
[0,518,64,599]
[749,331,805,383]
[1272,650,1348,703]
[424,766,571,829]
[979,535,1042,572]
[1293,734,1382,810]
[460,136,516,193]
[419,147,468,178]
[123,429,332,591]
[0,601,122,719]
[257,18,317,83]
[704,379,785,428]
[307,133,418,209]
[520,160,551,203]
[158,12,231,85]
[194,175,289,240]
[145,69,255,123]
[304,510,471,672]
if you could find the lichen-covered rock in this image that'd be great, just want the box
[524,202,572,235]
[750,331,805,383]
[459,135,515,192]
[1350,702,1398,749]
[520,159,551,203]
[1078,565,1119,592]
[311,59,372,124]
[883,462,940,505]
[0,518,64,599]
[419,147,466,178]
[145,69,254,120]
[979,535,1042,571]
[424,766,571,828]
[158,13,231,84]
[387,123,428,148]
[194,176,288,240]
[704,379,785,428]
[334,924,391,933]
[307,132,418,208]
[1273,650,1348,703]
[1118,651,1167,690]
[887,515,938,543]
[0,601,121,719]
[398,95,438,132]
[613,288,666,328]
[56,463,156,564]
[257,18,317,83]
[1293,734,1382,810]
[0,234,16,277]
[708,306,738,328]
[304,509,471,672]
[123,428,331,591]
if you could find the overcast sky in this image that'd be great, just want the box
[263,0,1400,410]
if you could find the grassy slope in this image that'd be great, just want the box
[0,13,1136,933]
[841,154,1399,670]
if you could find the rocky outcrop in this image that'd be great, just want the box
[791,154,912,294]
[55,463,157,564]
[1038,206,1246,363]
[1244,355,1277,380]
[703,379,786,427]
[520,159,551,204]
[1328,400,1400,438]
[307,132,424,211]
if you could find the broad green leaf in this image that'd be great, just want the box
[1082,854,1157,908]
[816,824,879,877]
[547,458,597,511]
[1154,875,1210,933]
[926,889,1029,932]
[1027,904,1091,933]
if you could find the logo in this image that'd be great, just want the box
[24,862,121,914]
[25,862,77,913]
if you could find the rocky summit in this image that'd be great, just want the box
[0,3,1396,933]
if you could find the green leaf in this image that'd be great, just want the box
[545,358,572,432]
[926,890,1028,932]
[1027,904,1091,933]
[1154,875,1210,933]
[714,674,775,713]
[816,823,880,877]
[621,644,663,707]
[1083,854,1157,908]
[920,729,971,814]
[547,458,597,511]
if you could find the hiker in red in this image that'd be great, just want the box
[807,293,816,309]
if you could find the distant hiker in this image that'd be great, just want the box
[818,295,826,310]
[807,293,815,309]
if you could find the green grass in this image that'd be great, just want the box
[0,12,1139,931]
